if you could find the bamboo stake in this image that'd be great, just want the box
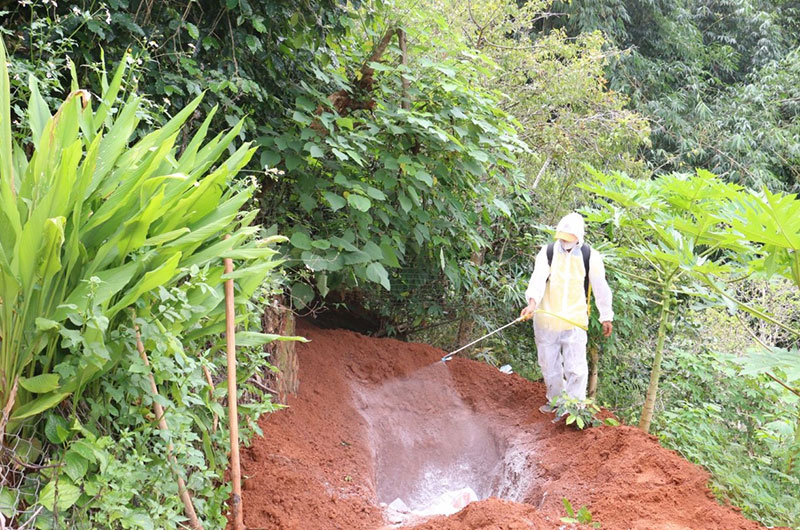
[202,365,219,433]
[0,376,19,440]
[134,326,203,530]
[224,236,244,530]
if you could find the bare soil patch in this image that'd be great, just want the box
[238,322,769,530]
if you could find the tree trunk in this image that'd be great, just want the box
[397,29,410,110]
[454,249,485,355]
[587,343,600,399]
[639,284,673,432]
[262,297,298,404]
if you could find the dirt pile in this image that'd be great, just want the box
[239,322,769,530]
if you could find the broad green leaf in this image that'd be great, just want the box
[69,441,97,463]
[94,51,128,131]
[55,262,138,320]
[35,318,60,331]
[0,487,16,518]
[316,272,329,298]
[305,142,324,158]
[323,192,346,211]
[11,392,70,421]
[92,93,141,191]
[108,252,182,316]
[0,39,17,229]
[301,251,329,271]
[28,74,51,147]
[235,331,308,346]
[363,241,384,261]
[19,374,60,394]
[38,478,82,512]
[347,194,371,212]
[64,451,89,482]
[398,193,412,213]
[414,170,433,186]
[296,95,316,112]
[143,228,191,247]
[366,187,386,200]
[380,242,401,267]
[290,231,313,250]
[366,262,391,290]
[335,117,354,130]
[291,282,315,309]
[45,414,71,444]
[330,235,358,252]
[343,250,371,265]
[37,217,66,281]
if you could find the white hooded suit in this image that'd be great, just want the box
[524,213,613,402]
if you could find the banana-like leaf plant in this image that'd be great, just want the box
[0,38,281,434]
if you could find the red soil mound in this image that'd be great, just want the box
[238,322,768,530]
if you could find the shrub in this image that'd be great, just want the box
[0,39,290,527]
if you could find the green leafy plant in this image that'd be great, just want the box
[0,37,301,526]
[272,13,528,314]
[561,497,601,527]
[580,168,755,431]
[551,393,618,430]
[0,36,283,432]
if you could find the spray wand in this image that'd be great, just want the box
[440,310,587,363]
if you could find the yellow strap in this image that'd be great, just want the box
[587,282,593,318]
[532,309,589,331]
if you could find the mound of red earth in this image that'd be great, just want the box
[238,322,769,530]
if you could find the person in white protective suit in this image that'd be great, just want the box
[519,212,614,415]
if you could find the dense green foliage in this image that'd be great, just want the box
[598,334,799,526]
[547,0,800,191]
[2,0,800,528]
[583,168,800,526]
[0,39,291,527]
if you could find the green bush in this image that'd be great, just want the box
[599,339,800,528]
[0,39,291,528]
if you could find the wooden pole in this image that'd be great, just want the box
[587,344,600,399]
[202,365,218,433]
[134,327,203,530]
[224,236,244,529]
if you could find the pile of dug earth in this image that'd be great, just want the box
[238,322,778,529]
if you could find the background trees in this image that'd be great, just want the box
[547,0,800,191]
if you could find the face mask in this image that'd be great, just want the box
[561,240,577,251]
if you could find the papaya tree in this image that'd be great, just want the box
[580,168,748,432]
[721,185,800,473]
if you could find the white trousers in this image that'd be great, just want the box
[534,326,588,402]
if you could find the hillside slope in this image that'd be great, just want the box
[238,322,771,530]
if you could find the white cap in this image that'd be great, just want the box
[555,212,585,244]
